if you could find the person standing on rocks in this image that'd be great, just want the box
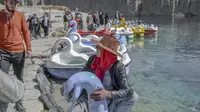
[86,11,94,31]
[63,11,68,30]
[0,0,32,111]
[99,12,104,25]
[104,13,109,27]
[41,12,50,38]
[63,10,73,31]
[74,8,83,30]
[27,15,34,39]
[93,11,100,26]
[76,13,83,30]
[73,8,79,18]
[32,14,41,39]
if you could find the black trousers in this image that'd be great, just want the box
[43,26,49,37]
[0,49,25,82]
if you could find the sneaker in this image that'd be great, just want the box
[15,102,26,112]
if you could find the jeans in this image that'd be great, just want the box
[0,49,25,82]
[43,26,49,37]
[70,92,138,112]
[108,92,138,112]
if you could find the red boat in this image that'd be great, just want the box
[78,28,115,37]
[144,29,158,35]
[144,26,158,35]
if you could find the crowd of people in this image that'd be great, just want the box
[27,12,51,39]
[0,0,137,111]
[63,8,83,31]
[63,8,124,31]
[25,8,124,40]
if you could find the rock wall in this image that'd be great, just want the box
[42,0,200,16]
[43,0,136,16]
[136,0,200,16]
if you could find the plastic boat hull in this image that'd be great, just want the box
[46,67,82,79]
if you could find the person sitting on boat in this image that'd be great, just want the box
[115,11,120,24]
[118,17,126,28]
[71,35,138,112]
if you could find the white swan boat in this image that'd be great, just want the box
[45,37,89,79]
[68,32,97,56]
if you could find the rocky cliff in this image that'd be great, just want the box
[43,0,136,16]
[137,0,200,16]
[41,0,200,16]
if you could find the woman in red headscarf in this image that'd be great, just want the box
[71,35,138,112]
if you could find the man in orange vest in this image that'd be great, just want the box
[0,0,32,111]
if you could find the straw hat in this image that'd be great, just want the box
[91,35,121,56]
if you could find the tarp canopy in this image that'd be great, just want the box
[41,6,71,12]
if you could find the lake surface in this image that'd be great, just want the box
[127,16,200,112]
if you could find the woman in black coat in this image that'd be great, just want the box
[104,13,109,27]
[99,12,104,25]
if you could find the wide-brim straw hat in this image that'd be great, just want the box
[91,35,122,56]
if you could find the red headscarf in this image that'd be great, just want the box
[91,49,117,82]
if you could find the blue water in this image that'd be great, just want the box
[127,16,200,112]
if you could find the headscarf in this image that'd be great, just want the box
[91,49,117,82]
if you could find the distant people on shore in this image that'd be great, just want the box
[41,12,50,38]
[115,11,120,24]
[27,13,52,39]
[26,8,125,39]
[93,11,100,26]
[27,15,33,37]
[99,12,104,25]
[73,8,83,30]
[32,14,41,39]
[86,11,94,31]
[63,10,73,30]
[74,8,79,18]
[104,13,109,27]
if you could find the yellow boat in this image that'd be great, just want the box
[131,26,145,37]
[116,17,144,37]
